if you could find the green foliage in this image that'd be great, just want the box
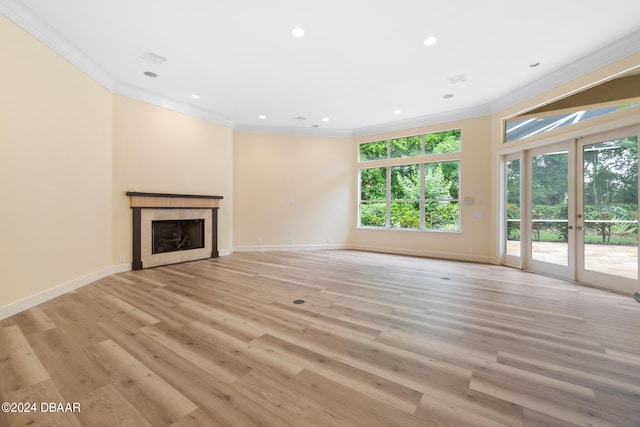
[425,202,459,230]
[426,161,459,200]
[360,202,386,227]
[391,164,420,200]
[360,167,386,201]
[532,151,568,206]
[359,161,460,230]
[506,159,520,204]
[390,202,420,228]
[424,130,461,154]
[583,137,638,242]
[359,129,461,162]
[390,136,421,159]
[359,140,387,161]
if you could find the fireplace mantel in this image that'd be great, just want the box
[126,192,223,270]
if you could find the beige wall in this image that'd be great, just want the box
[112,96,234,261]
[353,117,496,263]
[0,15,113,312]
[233,132,354,249]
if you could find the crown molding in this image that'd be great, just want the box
[1,0,115,91]
[113,82,236,128]
[352,104,491,137]
[234,124,354,137]
[490,29,640,115]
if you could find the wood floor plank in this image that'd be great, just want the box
[95,316,292,427]
[138,322,251,384]
[469,375,634,427]
[251,333,423,414]
[10,307,56,336]
[90,339,197,426]
[414,394,517,427]
[26,328,112,400]
[0,325,50,394]
[76,383,153,427]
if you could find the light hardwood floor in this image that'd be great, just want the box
[1,250,639,426]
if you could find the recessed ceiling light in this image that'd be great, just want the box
[191,94,200,99]
[292,27,305,37]
[322,117,330,122]
[424,36,437,46]
[443,94,454,99]
[258,115,267,119]
[143,71,158,78]
[394,110,402,115]
[530,62,541,68]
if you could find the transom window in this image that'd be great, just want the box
[358,130,461,231]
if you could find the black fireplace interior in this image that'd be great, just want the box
[152,219,205,254]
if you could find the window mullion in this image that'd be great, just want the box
[386,166,391,228]
[420,163,425,229]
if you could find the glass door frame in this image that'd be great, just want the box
[575,125,640,293]
[500,123,640,293]
[524,141,576,281]
[502,152,523,269]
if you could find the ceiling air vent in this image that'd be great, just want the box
[448,73,468,84]
[140,51,167,65]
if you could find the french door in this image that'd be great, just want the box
[503,125,639,294]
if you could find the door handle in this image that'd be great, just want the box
[576,226,583,230]
[568,225,573,230]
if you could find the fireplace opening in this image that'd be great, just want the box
[152,219,205,254]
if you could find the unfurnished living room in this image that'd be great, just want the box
[1,1,640,426]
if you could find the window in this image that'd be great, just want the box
[358,130,461,231]
[505,102,640,143]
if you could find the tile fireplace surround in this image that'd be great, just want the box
[126,192,223,270]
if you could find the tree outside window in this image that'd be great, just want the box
[358,130,461,231]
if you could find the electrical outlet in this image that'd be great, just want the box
[119,255,125,262]
[286,238,293,245]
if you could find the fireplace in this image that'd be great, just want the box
[152,219,205,254]
[127,192,223,270]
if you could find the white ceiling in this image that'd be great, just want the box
[3,0,640,135]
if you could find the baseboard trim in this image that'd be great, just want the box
[0,264,131,321]
[351,244,499,265]
[233,243,497,264]
[233,243,350,252]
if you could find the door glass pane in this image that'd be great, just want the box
[583,137,638,279]
[531,150,569,266]
[506,159,521,256]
